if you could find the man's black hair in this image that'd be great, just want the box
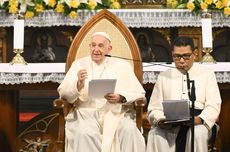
[172,36,195,52]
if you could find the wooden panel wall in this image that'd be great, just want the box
[216,85,230,151]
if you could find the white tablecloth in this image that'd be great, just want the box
[0,63,65,85]
[0,63,229,85]
[143,62,230,84]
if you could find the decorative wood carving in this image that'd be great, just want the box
[17,108,65,152]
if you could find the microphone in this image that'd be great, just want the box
[105,54,142,62]
[105,54,174,68]
[190,80,196,102]
[186,71,191,99]
[185,71,196,102]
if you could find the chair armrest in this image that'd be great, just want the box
[53,98,65,108]
[134,97,147,107]
[133,97,147,131]
[53,98,73,117]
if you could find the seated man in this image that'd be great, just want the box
[57,32,146,152]
[146,36,221,152]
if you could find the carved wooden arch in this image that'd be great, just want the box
[66,9,143,82]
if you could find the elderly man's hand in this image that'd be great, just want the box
[77,69,87,91]
[104,93,122,104]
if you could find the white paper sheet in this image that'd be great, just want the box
[88,79,117,99]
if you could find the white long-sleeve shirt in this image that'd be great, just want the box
[147,63,222,129]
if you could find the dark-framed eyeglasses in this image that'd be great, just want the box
[173,53,193,61]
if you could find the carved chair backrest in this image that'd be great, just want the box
[65,9,143,82]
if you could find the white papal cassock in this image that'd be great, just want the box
[58,56,146,152]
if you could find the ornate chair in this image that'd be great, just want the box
[53,9,147,151]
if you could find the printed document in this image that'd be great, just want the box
[88,79,117,99]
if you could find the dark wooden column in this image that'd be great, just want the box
[0,90,17,152]
[217,83,230,152]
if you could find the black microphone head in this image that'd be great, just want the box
[105,54,111,57]
[177,68,187,75]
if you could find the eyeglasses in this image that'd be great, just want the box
[173,53,193,61]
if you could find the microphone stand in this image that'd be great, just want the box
[105,54,174,68]
[190,80,196,152]
[186,72,196,152]
[105,54,142,62]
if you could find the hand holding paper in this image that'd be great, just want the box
[104,93,121,104]
[88,79,117,99]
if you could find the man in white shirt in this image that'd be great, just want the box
[146,36,221,152]
[58,32,146,152]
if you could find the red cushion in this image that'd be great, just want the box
[19,112,40,122]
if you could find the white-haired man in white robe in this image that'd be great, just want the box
[146,36,221,152]
[58,32,146,152]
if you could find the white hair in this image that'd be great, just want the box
[91,32,111,42]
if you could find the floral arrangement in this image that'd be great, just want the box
[166,0,230,16]
[1,0,230,19]
[0,0,120,19]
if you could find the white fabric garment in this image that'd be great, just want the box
[147,125,209,152]
[147,63,222,152]
[58,56,146,152]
